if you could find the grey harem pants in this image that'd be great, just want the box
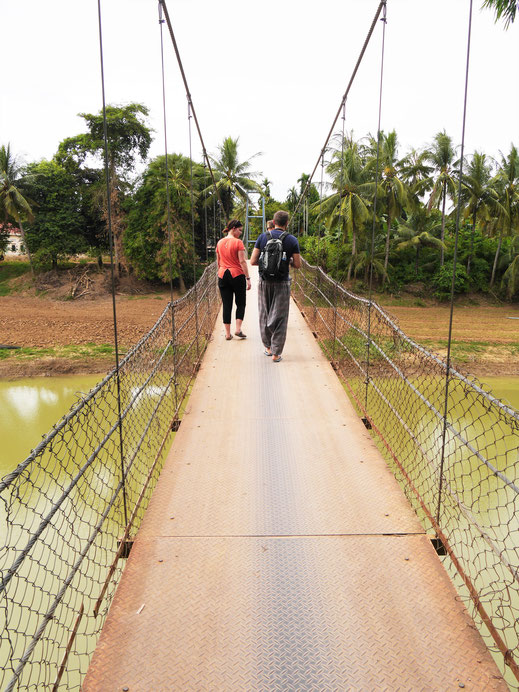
[257,279,291,355]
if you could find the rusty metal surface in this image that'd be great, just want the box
[83,279,506,691]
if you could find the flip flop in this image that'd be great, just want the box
[264,349,272,356]
[225,335,233,340]
[272,355,282,363]
[235,331,247,339]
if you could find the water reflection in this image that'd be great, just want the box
[1,375,103,474]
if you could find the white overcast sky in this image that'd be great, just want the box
[2,0,518,201]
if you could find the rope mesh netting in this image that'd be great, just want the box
[0,263,219,691]
[292,258,519,678]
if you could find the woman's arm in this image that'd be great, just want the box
[237,250,251,289]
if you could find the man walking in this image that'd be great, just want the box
[250,210,301,362]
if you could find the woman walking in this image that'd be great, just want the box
[216,219,251,340]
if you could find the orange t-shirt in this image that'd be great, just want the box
[216,236,245,278]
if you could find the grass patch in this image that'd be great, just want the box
[0,261,31,295]
[0,343,127,362]
[418,338,519,363]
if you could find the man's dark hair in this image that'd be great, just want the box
[273,210,289,228]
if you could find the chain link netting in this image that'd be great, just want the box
[293,259,519,682]
[0,262,219,692]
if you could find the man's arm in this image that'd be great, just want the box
[250,247,261,266]
[291,253,301,269]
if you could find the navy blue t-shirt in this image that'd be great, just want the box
[254,229,300,281]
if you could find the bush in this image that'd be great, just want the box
[433,261,470,299]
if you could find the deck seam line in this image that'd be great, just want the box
[149,532,427,539]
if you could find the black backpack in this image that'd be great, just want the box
[258,231,288,280]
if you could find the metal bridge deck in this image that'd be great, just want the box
[83,280,505,691]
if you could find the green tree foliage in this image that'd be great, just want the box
[394,208,444,278]
[482,0,517,27]
[22,160,86,270]
[500,235,519,298]
[321,136,377,280]
[57,103,152,275]
[367,130,411,282]
[294,129,518,300]
[0,144,35,273]
[490,144,519,286]
[426,131,458,266]
[208,136,262,219]
[460,152,501,275]
[125,154,199,288]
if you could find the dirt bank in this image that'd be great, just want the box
[1,293,517,380]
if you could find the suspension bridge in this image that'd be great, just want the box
[1,0,519,690]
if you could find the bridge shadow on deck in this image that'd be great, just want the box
[83,278,505,690]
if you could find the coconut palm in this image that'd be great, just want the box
[490,144,519,286]
[208,136,262,220]
[367,130,411,282]
[394,208,445,278]
[321,137,377,281]
[482,0,517,27]
[425,131,458,266]
[400,147,433,200]
[501,235,519,298]
[459,152,501,275]
[0,144,35,274]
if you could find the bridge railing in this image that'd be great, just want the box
[292,259,519,680]
[0,262,220,692]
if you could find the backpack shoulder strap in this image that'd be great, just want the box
[265,231,272,241]
[279,231,288,241]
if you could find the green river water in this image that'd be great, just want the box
[2,374,517,478]
[1,374,518,688]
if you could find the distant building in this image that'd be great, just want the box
[1,224,25,256]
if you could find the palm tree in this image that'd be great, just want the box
[425,131,458,266]
[261,178,272,200]
[321,137,376,281]
[394,208,445,278]
[367,130,411,282]
[501,235,519,298]
[459,151,501,275]
[482,0,517,27]
[208,136,262,220]
[400,147,433,201]
[490,144,519,287]
[0,144,35,275]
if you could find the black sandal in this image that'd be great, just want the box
[235,331,247,339]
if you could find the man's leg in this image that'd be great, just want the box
[268,282,291,357]
[257,280,273,351]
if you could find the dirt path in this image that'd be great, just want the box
[386,304,519,344]
[0,294,170,378]
[0,295,170,347]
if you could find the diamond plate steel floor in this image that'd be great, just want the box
[83,276,506,691]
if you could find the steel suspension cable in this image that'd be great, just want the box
[188,102,200,360]
[318,154,325,265]
[332,102,347,363]
[158,0,226,221]
[289,0,387,229]
[365,1,387,412]
[436,0,473,527]
[158,2,179,414]
[96,0,128,528]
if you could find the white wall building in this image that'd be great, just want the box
[1,225,25,256]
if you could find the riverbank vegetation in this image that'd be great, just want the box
[0,3,517,303]
[1,118,518,303]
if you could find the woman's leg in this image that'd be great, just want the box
[218,271,233,338]
[232,275,247,334]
